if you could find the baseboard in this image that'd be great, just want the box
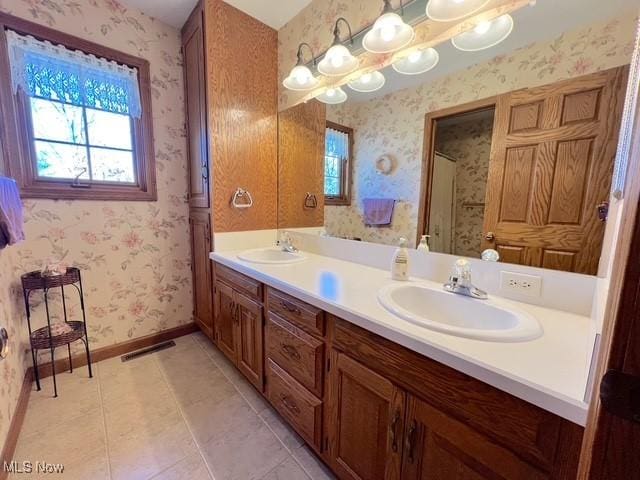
[0,322,198,478]
[31,322,199,380]
[0,369,33,480]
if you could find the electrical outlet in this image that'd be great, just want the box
[500,271,542,297]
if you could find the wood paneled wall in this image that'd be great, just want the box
[278,100,326,228]
[205,0,278,232]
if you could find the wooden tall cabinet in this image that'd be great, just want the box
[183,3,214,339]
[182,0,278,339]
[182,5,209,209]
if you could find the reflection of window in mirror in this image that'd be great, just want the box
[324,121,353,206]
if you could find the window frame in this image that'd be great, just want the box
[324,120,353,206]
[0,13,157,201]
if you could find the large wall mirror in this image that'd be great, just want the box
[277,0,638,276]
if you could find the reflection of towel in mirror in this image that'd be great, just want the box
[0,177,25,249]
[363,198,396,227]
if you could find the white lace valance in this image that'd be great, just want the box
[5,30,142,118]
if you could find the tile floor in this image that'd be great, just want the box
[10,332,336,480]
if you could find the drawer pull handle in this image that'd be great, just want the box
[406,420,418,464]
[280,300,301,315]
[390,409,401,453]
[281,395,300,415]
[282,344,301,361]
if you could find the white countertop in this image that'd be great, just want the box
[211,249,595,425]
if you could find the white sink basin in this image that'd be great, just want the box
[378,283,542,342]
[237,248,306,264]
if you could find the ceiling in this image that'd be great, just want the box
[118,0,311,29]
[346,0,639,103]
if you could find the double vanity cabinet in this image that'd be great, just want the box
[209,260,583,480]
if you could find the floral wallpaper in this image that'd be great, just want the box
[324,13,638,247]
[435,115,495,258]
[0,0,190,451]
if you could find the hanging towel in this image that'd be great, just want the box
[363,198,396,227]
[0,176,25,249]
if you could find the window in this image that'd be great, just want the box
[0,13,156,200]
[324,121,353,206]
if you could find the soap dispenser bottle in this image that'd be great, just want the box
[417,235,430,252]
[391,237,410,281]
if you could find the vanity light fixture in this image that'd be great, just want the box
[317,18,359,77]
[451,14,514,51]
[425,0,490,22]
[283,42,320,91]
[392,47,439,75]
[316,86,348,104]
[348,71,386,93]
[362,0,415,54]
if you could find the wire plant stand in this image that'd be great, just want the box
[21,267,93,397]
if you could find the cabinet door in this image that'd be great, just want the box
[182,7,209,208]
[401,395,547,480]
[189,210,213,338]
[327,350,405,480]
[215,281,237,362]
[235,291,264,391]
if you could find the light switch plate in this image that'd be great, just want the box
[500,271,542,298]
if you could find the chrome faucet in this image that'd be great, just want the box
[278,233,299,253]
[443,258,488,300]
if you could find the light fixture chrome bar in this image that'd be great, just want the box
[304,0,428,71]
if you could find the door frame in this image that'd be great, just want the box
[416,96,497,247]
[578,26,640,477]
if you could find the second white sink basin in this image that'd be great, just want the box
[378,283,542,342]
[238,248,306,264]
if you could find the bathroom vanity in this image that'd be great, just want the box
[208,249,587,480]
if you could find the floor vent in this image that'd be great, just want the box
[121,340,176,362]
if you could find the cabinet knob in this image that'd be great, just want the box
[484,231,496,242]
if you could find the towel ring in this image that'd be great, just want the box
[232,188,253,209]
[304,193,318,209]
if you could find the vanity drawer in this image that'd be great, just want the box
[266,313,324,398]
[215,262,263,301]
[266,359,322,450]
[267,287,324,337]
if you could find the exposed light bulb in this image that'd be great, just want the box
[474,21,491,35]
[426,0,490,22]
[318,44,358,76]
[408,51,422,63]
[347,70,385,93]
[452,14,513,51]
[363,11,414,54]
[326,88,336,97]
[380,24,397,42]
[294,68,310,84]
[283,65,318,91]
